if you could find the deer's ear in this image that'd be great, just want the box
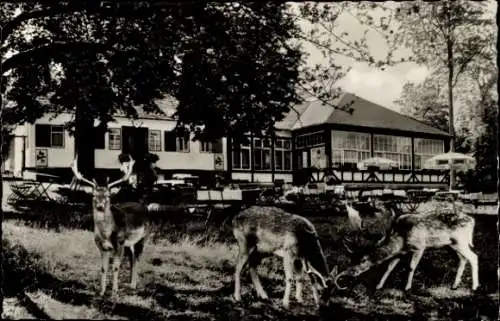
[93,178,98,185]
[329,265,338,277]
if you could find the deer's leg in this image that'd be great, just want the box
[128,246,137,289]
[451,252,467,290]
[111,245,125,298]
[99,250,112,296]
[308,274,321,306]
[233,242,250,302]
[282,254,294,308]
[294,259,306,304]
[405,250,424,291]
[452,243,479,291]
[130,238,145,290]
[248,253,269,300]
[376,257,401,290]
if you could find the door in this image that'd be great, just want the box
[122,126,148,160]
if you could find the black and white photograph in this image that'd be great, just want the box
[1,1,498,320]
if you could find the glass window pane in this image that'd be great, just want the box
[242,149,250,169]
[284,151,292,170]
[263,150,271,170]
[51,133,64,147]
[275,150,283,170]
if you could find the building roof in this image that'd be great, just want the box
[277,92,450,137]
[114,96,178,120]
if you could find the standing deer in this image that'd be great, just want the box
[71,156,150,298]
[232,205,357,309]
[333,206,479,292]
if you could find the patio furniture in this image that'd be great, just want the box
[7,172,60,205]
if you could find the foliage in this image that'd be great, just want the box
[392,1,495,158]
[293,2,400,108]
[1,2,302,172]
[395,75,449,133]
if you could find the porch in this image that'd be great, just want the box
[294,167,449,189]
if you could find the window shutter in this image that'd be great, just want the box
[35,124,51,147]
[164,130,177,151]
[213,138,223,153]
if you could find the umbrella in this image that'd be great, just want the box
[357,157,399,170]
[424,152,476,171]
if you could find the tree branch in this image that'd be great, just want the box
[1,1,202,46]
[1,4,89,45]
[452,47,486,88]
[1,41,114,75]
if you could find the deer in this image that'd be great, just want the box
[333,202,479,293]
[71,155,150,298]
[231,205,364,309]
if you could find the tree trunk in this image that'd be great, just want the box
[74,104,96,180]
[447,32,455,191]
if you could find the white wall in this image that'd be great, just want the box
[25,113,75,168]
[230,172,293,183]
[24,113,229,171]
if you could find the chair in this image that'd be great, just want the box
[7,180,42,205]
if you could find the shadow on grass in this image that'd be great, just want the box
[140,282,325,321]
[3,238,210,321]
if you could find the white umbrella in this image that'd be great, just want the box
[357,157,399,170]
[424,152,476,171]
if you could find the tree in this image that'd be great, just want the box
[392,0,495,189]
[1,2,302,177]
[395,74,449,133]
[293,2,411,108]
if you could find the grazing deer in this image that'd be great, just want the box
[342,199,397,254]
[334,205,479,292]
[232,205,353,309]
[71,156,150,298]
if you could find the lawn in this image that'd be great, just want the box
[3,199,498,321]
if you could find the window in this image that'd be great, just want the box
[201,141,212,153]
[108,128,121,150]
[253,138,271,171]
[176,135,190,152]
[331,130,371,168]
[35,124,64,148]
[232,138,251,170]
[148,130,161,151]
[414,138,445,169]
[295,131,324,149]
[164,131,190,152]
[274,138,292,171]
[201,138,223,153]
[373,134,412,169]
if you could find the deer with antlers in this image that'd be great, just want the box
[71,155,150,298]
[333,202,479,292]
[231,205,365,309]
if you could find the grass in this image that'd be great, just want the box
[3,199,499,320]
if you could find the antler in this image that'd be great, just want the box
[108,155,135,189]
[333,271,348,290]
[343,236,354,254]
[71,156,97,189]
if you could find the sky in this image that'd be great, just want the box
[294,1,497,112]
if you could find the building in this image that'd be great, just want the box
[227,93,451,188]
[2,93,451,188]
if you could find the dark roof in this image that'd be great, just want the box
[114,96,178,120]
[279,92,450,137]
[325,93,450,136]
